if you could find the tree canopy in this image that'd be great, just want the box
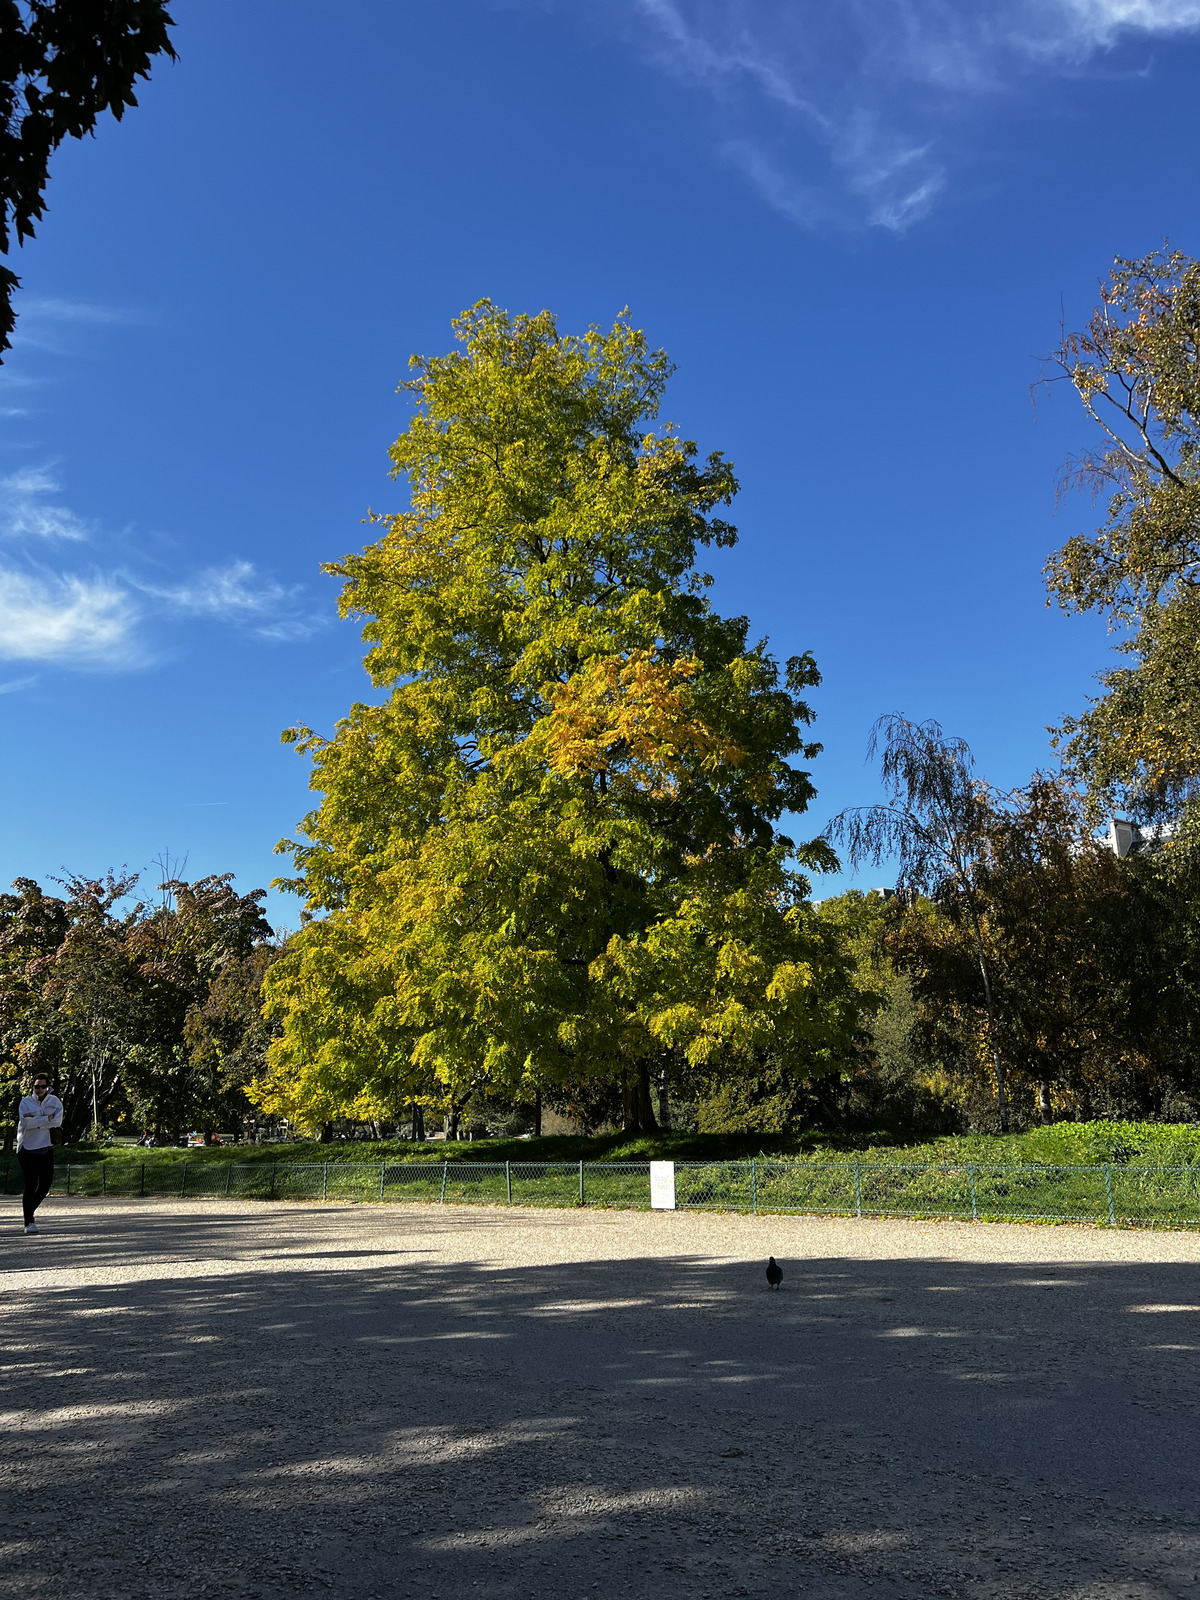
[827,714,1015,1126]
[1045,248,1200,814]
[0,0,176,356]
[258,301,861,1134]
[0,870,277,1139]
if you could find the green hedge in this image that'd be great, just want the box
[48,1119,1200,1172]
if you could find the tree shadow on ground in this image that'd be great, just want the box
[0,1201,1198,1600]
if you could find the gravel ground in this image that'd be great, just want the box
[2,1195,1199,1600]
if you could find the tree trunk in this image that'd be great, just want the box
[657,1068,671,1131]
[988,1040,1009,1132]
[319,1122,333,1144]
[445,1091,473,1140]
[621,1072,635,1132]
[968,911,1008,1132]
[1037,1081,1053,1125]
[534,1090,542,1139]
[622,1065,659,1134]
[411,1104,425,1142]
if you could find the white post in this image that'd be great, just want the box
[650,1160,676,1210]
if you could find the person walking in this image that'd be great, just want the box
[17,1074,62,1234]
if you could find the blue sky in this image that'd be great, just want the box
[2,0,1199,923]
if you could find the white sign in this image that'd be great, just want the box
[650,1160,676,1210]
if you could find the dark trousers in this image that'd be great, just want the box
[18,1148,54,1225]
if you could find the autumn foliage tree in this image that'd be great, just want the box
[258,302,862,1134]
[1046,249,1200,814]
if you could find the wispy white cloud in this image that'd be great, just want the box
[0,366,37,418]
[722,141,831,228]
[0,556,320,667]
[147,559,295,619]
[0,569,138,664]
[0,441,321,661]
[0,467,91,541]
[1039,0,1200,55]
[0,297,321,666]
[0,674,37,695]
[615,0,1200,229]
[136,560,326,641]
[8,296,133,355]
[254,615,328,642]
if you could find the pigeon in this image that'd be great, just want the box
[766,1256,783,1291]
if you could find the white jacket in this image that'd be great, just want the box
[17,1093,63,1152]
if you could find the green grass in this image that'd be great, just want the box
[10,1120,1200,1226]
[41,1118,1200,1170]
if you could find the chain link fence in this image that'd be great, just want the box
[674,1158,1200,1227]
[6,1155,1200,1227]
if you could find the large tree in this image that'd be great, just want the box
[120,874,273,1137]
[6,872,142,1137]
[0,0,176,356]
[259,302,861,1134]
[1045,249,1200,815]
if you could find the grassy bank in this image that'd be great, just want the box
[42,1119,1200,1170]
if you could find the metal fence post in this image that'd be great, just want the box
[968,1161,977,1221]
[1104,1164,1117,1226]
[140,1162,145,1198]
[751,1160,758,1214]
[379,1164,386,1201]
[505,1161,512,1205]
[270,1162,277,1199]
[102,1161,106,1196]
[181,1162,187,1199]
[440,1161,447,1203]
[854,1160,862,1219]
[225,1163,232,1195]
[322,1164,327,1201]
[579,1160,585,1207]
[66,1164,71,1197]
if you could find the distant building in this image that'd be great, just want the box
[1105,817,1175,858]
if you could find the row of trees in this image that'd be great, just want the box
[820,719,1200,1135]
[0,870,279,1143]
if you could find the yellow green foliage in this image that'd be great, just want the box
[1046,249,1200,809]
[256,302,861,1131]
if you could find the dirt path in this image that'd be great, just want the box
[1,1196,1198,1600]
